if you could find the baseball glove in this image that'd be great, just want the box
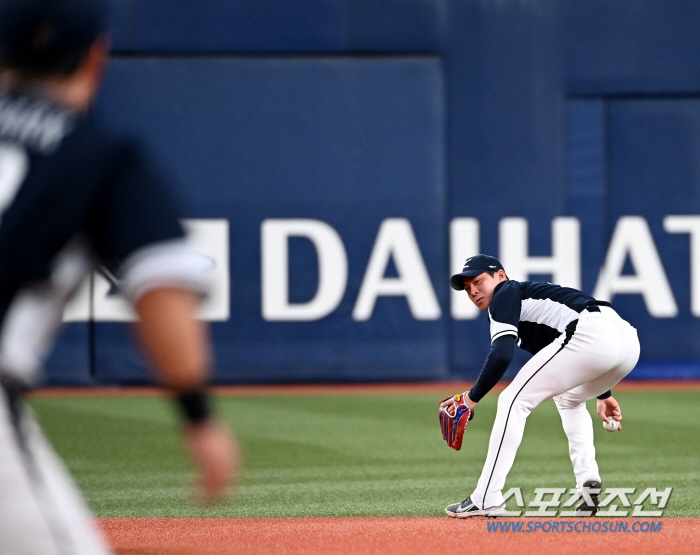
[438,393,474,451]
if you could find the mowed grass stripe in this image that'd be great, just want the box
[28,390,700,517]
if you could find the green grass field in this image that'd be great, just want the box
[28,389,700,518]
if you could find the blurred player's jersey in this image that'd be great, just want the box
[0,92,185,310]
[0,91,202,389]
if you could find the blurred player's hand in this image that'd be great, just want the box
[184,419,241,504]
[596,396,622,430]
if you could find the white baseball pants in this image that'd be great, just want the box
[0,388,113,555]
[470,306,640,509]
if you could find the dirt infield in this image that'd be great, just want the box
[99,517,700,555]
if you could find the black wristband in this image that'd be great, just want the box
[175,389,213,423]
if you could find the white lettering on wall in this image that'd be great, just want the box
[184,219,230,321]
[593,216,677,317]
[664,215,700,317]
[450,217,480,320]
[499,217,581,289]
[58,215,700,325]
[353,218,440,321]
[261,218,347,321]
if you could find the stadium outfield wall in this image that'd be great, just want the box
[46,1,700,385]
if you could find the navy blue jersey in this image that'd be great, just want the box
[488,280,597,354]
[0,92,184,319]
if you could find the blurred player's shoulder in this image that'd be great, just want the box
[0,91,75,153]
[0,89,130,157]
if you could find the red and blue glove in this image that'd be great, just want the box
[438,393,474,451]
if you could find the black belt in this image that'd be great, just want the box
[584,300,612,313]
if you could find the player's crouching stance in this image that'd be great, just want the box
[0,1,238,554]
[439,255,639,518]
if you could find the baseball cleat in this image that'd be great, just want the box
[445,496,507,518]
[575,479,602,516]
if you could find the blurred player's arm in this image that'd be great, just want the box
[116,239,239,503]
[133,286,210,391]
[134,286,238,503]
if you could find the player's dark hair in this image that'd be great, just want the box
[0,0,107,77]
[486,269,509,280]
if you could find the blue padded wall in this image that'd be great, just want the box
[42,1,700,384]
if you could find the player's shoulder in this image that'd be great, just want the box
[520,280,590,300]
[493,279,524,298]
[488,280,523,323]
[68,115,139,154]
[490,279,524,309]
[57,116,152,180]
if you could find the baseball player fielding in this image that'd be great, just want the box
[442,254,639,518]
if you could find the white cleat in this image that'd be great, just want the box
[445,496,507,518]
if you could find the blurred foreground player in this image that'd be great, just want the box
[0,0,238,553]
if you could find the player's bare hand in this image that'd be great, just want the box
[439,396,457,415]
[184,419,241,504]
[597,397,622,430]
